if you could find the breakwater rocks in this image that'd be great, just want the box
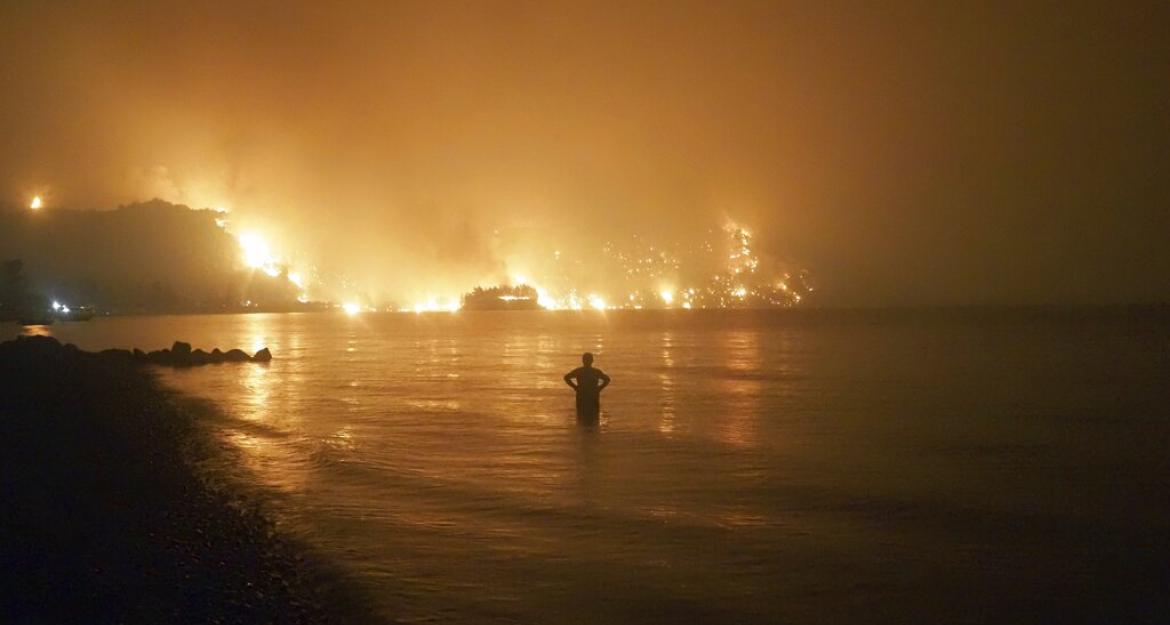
[2,336,273,367]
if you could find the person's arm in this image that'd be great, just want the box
[563,370,578,390]
[598,370,611,391]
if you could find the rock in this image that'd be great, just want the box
[171,341,192,357]
[0,335,62,361]
[147,349,172,365]
[133,348,147,361]
[209,348,226,363]
[190,349,210,365]
[99,348,134,362]
[224,349,250,362]
[252,347,272,362]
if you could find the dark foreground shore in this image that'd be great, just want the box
[0,336,386,624]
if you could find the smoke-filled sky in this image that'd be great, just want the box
[2,1,1167,305]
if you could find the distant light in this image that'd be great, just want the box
[61,306,71,313]
[588,294,607,311]
[659,289,674,305]
[512,274,527,285]
[342,302,361,315]
[29,196,43,210]
[682,302,693,309]
[52,301,61,311]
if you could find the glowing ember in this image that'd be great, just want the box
[29,196,42,210]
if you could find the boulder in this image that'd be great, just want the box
[171,341,192,357]
[252,347,273,362]
[132,348,147,361]
[98,348,134,362]
[147,349,172,365]
[2,336,63,361]
[224,349,250,362]
[190,349,210,365]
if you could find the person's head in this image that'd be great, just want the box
[582,352,594,366]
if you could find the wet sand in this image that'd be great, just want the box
[0,336,387,624]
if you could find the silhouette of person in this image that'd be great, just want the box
[564,352,610,419]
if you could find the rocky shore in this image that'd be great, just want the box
[0,336,386,624]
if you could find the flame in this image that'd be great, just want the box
[411,297,461,313]
[238,232,273,269]
[29,196,42,210]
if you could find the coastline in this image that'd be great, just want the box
[0,336,387,624]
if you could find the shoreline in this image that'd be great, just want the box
[0,336,388,624]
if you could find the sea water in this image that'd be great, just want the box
[19,309,1170,623]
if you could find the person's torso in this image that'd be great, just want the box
[574,367,603,392]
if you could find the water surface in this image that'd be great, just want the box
[20,309,1170,623]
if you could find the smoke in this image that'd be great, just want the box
[2,1,1168,306]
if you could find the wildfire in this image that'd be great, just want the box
[411,298,461,313]
[486,221,810,311]
[233,229,313,300]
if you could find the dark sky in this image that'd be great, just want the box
[1,1,1167,305]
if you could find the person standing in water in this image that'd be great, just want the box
[564,352,611,418]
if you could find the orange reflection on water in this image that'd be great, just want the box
[717,329,763,448]
[658,331,676,435]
